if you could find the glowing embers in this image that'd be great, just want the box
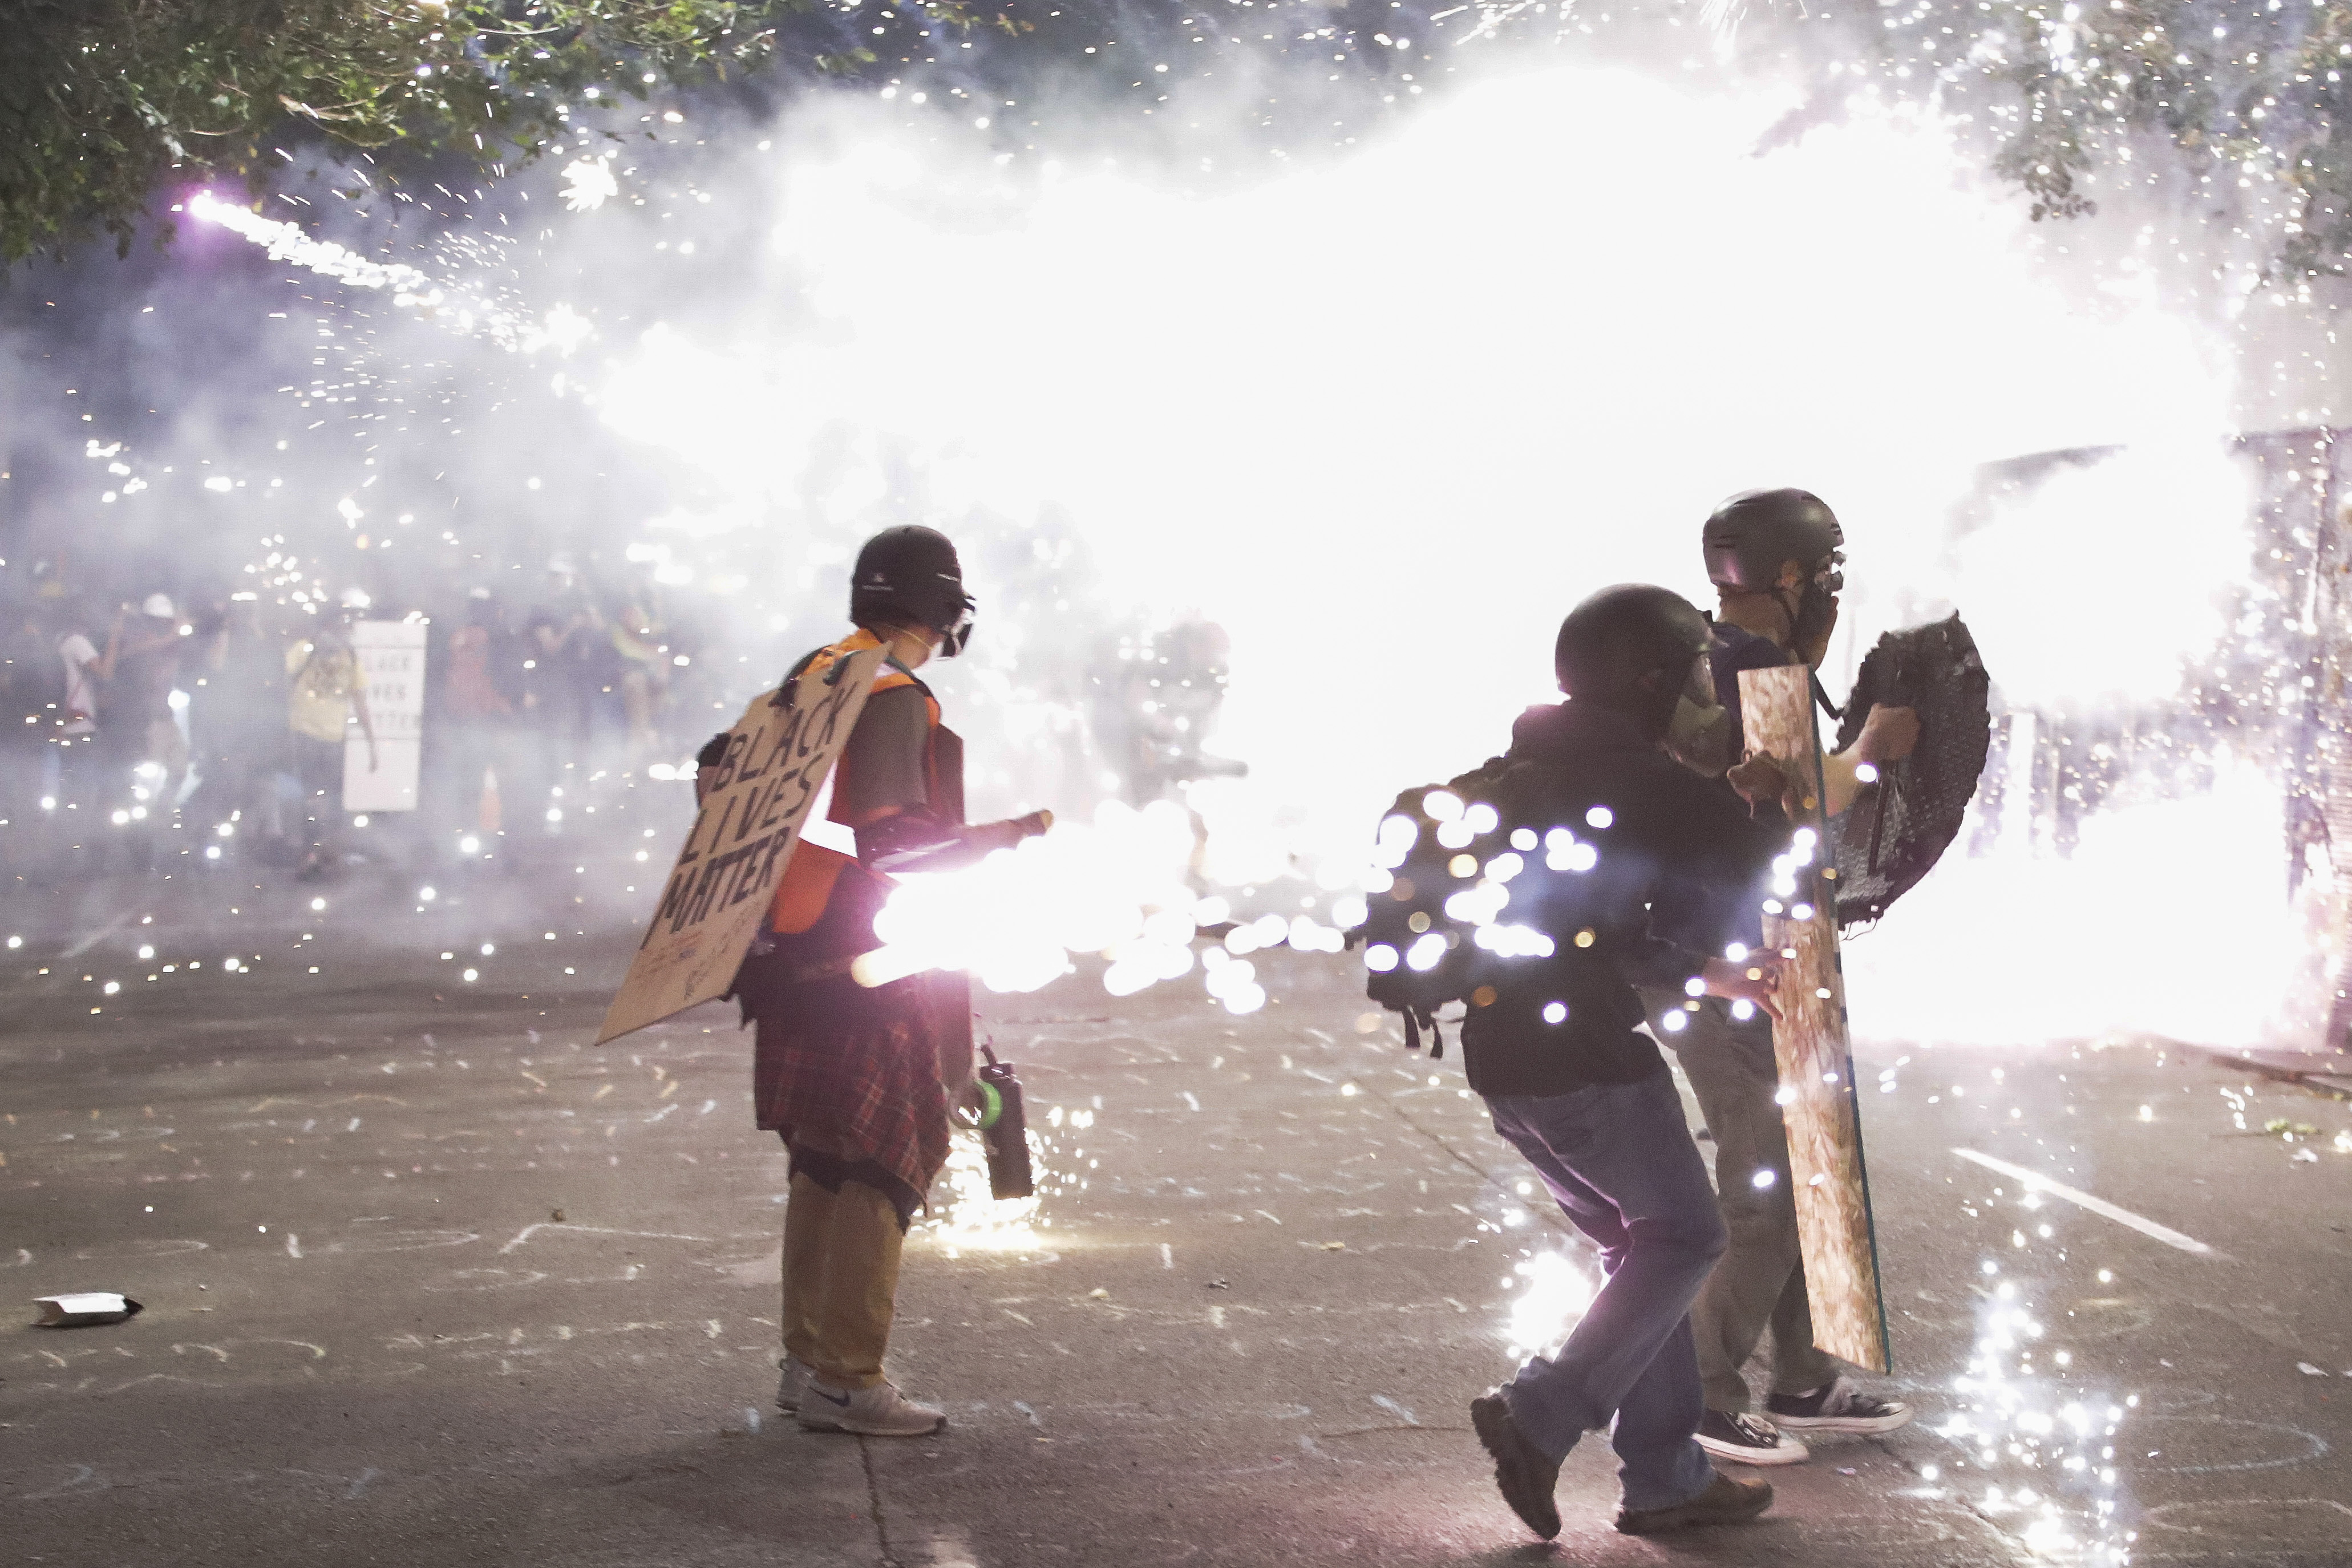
[1403,932,1449,972]
[1472,923,1554,959]
[186,190,586,355]
[1933,1273,2135,1565]
[918,1101,1090,1257]
[1501,1249,1595,1360]
[1200,947,1266,1014]
[1543,826,1598,874]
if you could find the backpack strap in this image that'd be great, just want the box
[1400,1004,1446,1060]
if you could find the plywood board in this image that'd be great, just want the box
[1739,662,1892,1372]
[596,643,886,1044]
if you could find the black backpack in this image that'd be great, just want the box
[1350,756,1515,1056]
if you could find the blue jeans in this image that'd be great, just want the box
[1486,1068,1728,1512]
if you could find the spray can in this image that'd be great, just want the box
[965,1043,1034,1201]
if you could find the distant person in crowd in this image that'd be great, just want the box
[1638,490,1917,1468]
[1088,616,1247,807]
[286,618,377,880]
[712,525,1051,1439]
[1,601,61,867]
[610,590,670,766]
[95,593,189,818]
[187,596,290,860]
[530,555,606,761]
[442,588,528,843]
[50,601,105,823]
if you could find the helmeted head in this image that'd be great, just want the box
[141,593,176,622]
[1554,584,1720,742]
[849,525,976,657]
[1701,487,1844,659]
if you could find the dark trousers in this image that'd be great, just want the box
[1640,990,1841,1412]
[1485,1068,1726,1511]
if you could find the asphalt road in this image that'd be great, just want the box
[2,866,2348,1567]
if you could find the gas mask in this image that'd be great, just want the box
[1786,552,1844,667]
[1664,650,1734,776]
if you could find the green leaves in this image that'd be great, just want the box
[0,0,805,263]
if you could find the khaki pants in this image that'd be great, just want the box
[1639,990,1840,1414]
[781,1172,905,1390]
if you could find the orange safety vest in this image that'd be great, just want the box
[766,629,964,937]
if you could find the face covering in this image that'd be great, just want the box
[1665,694,1734,776]
[1663,650,1732,774]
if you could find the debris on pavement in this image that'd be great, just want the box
[33,1293,143,1327]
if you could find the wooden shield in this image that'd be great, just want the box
[1739,662,1892,1372]
[596,643,886,1044]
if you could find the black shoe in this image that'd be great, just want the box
[1470,1392,1561,1540]
[1615,1470,1774,1535]
[1765,1377,1913,1434]
[1693,1408,1809,1466]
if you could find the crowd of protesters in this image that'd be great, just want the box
[0,552,715,884]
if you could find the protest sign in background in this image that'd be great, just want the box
[345,619,427,813]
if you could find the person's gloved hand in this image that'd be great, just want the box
[1701,951,1786,1022]
[1727,753,1799,819]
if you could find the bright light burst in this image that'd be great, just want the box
[918,1101,1095,1255]
[1501,1249,1594,1360]
[560,156,621,212]
[857,800,1200,996]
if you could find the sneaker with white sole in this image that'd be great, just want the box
[1694,1409,1808,1466]
[776,1356,814,1413]
[1765,1377,1912,1434]
[796,1378,948,1437]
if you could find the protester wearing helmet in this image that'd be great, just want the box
[1642,488,1918,1467]
[698,525,1050,1439]
[1461,584,1790,1542]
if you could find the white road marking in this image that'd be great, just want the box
[1952,1149,2226,1259]
[63,912,135,959]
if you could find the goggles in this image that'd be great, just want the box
[939,591,977,658]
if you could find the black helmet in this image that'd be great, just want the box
[1554,584,1717,737]
[849,525,976,656]
[1701,488,1844,594]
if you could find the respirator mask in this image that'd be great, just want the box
[1663,648,1734,776]
[1786,552,1845,663]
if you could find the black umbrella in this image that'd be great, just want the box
[1830,613,1993,928]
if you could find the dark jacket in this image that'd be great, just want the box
[1458,701,1788,1098]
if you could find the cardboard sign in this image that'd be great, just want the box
[1739,662,1893,1373]
[596,643,886,1044]
[345,619,427,813]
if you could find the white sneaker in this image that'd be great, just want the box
[796,1378,947,1437]
[776,1356,814,1413]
